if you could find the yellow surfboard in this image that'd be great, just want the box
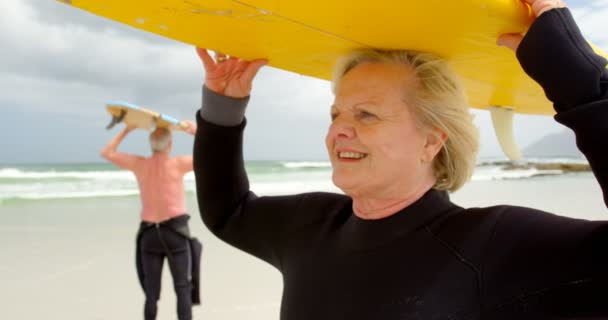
[59,0,607,160]
[57,0,606,115]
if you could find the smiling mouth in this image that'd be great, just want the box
[338,151,368,159]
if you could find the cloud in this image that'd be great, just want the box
[571,0,608,48]
[0,0,201,115]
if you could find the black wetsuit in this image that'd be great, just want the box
[136,215,202,320]
[193,8,608,320]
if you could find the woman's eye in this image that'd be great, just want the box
[330,113,338,121]
[357,111,376,120]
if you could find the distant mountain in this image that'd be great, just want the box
[523,130,583,158]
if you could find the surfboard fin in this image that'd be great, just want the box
[106,110,127,130]
[490,106,522,161]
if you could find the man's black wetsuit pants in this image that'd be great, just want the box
[140,226,192,320]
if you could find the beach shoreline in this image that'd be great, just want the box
[1,172,605,319]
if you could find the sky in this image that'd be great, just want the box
[0,0,605,163]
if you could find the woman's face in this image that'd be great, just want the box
[326,62,441,199]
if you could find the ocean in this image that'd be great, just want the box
[0,157,590,204]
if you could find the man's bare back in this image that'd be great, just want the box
[133,153,192,222]
[101,123,196,222]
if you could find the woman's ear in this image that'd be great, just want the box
[422,129,447,163]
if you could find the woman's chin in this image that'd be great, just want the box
[332,174,363,197]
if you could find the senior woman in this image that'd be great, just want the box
[193,0,608,318]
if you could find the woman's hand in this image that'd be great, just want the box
[497,0,568,51]
[196,48,267,98]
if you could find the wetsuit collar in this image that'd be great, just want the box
[338,189,459,251]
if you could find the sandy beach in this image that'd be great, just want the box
[1,172,605,320]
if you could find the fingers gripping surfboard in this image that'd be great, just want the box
[106,101,188,132]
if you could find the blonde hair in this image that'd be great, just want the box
[332,49,479,192]
[149,127,172,153]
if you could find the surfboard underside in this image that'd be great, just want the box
[61,0,608,160]
[58,0,589,115]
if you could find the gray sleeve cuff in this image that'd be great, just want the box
[199,85,249,126]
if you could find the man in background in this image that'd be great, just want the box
[101,122,201,320]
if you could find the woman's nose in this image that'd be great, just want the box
[328,117,356,140]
